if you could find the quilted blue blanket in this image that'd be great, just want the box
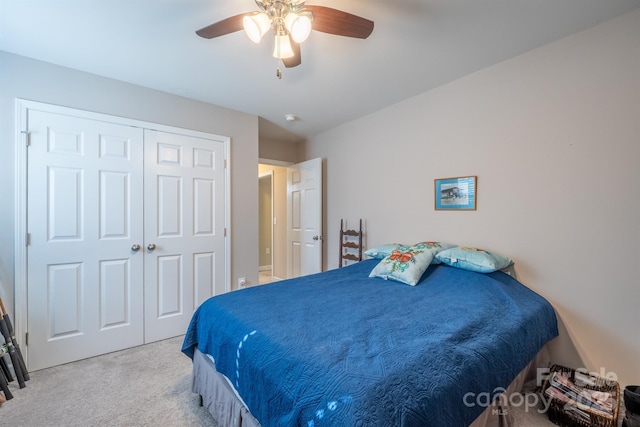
[182,260,558,427]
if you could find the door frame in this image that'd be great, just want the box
[259,159,293,281]
[258,171,274,277]
[14,99,231,362]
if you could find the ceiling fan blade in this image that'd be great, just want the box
[305,5,374,39]
[196,13,249,39]
[283,39,301,68]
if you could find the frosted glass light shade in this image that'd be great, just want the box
[273,33,294,59]
[243,13,270,43]
[284,13,312,43]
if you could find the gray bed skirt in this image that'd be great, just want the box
[191,346,550,427]
[192,348,261,427]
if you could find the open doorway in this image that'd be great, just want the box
[258,163,288,284]
[258,171,273,283]
[258,159,323,283]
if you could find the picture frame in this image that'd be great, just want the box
[435,176,477,210]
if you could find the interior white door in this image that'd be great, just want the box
[26,110,145,371]
[287,158,323,278]
[143,130,226,343]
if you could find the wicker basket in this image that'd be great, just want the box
[540,364,619,427]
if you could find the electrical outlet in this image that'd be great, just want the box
[266,247,270,254]
[238,277,246,288]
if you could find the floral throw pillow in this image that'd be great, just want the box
[368,244,435,286]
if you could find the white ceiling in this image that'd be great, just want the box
[1,0,638,142]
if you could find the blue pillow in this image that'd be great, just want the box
[435,246,512,273]
[368,244,435,286]
[364,243,409,260]
[412,241,456,264]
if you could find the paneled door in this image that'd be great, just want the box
[143,130,226,342]
[25,107,227,370]
[287,158,323,278]
[27,110,145,370]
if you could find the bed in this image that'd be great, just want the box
[182,258,558,427]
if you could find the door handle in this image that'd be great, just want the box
[131,244,141,252]
[147,243,156,251]
[312,236,323,241]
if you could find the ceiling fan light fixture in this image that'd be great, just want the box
[284,12,312,43]
[196,1,374,70]
[243,12,270,43]
[273,32,295,59]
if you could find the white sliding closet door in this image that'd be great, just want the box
[143,130,226,342]
[27,110,145,371]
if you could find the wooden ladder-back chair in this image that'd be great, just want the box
[339,219,363,268]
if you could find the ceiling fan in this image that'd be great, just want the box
[196,0,374,69]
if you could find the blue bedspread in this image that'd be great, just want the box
[182,260,558,427]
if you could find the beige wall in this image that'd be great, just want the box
[259,138,302,164]
[303,10,640,387]
[0,51,260,316]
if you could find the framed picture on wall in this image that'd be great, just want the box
[435,176,477,210]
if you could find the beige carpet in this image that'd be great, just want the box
[1,336,215,426]
[0,335,564,426]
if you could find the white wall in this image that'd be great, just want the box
[304,10,640,387]
[0,52,260,317]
